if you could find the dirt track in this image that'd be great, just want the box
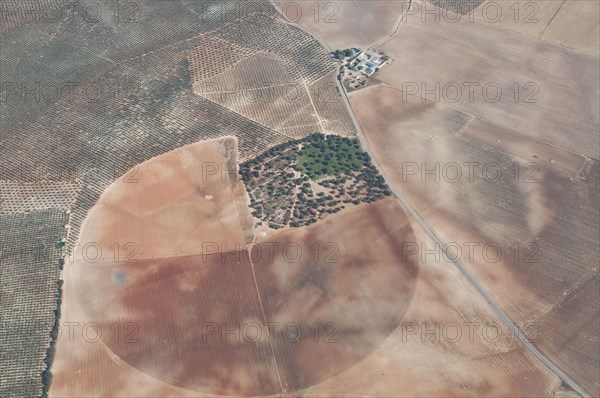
[349,83,598,397]
[51,140,418,397]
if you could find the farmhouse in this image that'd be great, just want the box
[339,48,391,90]
[353,51,389,76]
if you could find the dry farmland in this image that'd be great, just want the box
[304,210,563,397]
[1,34,292,252]
[51,134,567,396]
[472,0,600,55]
[374,5,599,159]
[51,136,418,396]
[275,1,409,50]
[249,198,417,393]
[538,0,600,55]
[425,0,487,14]
[194,53,323,138]
[1,0,598,396]
[0,1,358,395]
[350,82,599,395]
[70,137,254,263]
[189,14,357,138]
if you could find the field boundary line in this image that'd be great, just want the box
[539,0,567,38]
[368,0,413,49]
[246,248,285,395]
[273,4,591,395]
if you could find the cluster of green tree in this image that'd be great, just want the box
[239,132,393,229]
[41,277,64,398]
[243,154,302,228]
[239,139,303,185]
[295,134,366,180]
[333,49,355,60]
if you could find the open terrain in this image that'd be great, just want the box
[350,77,599,396]
[472,0,599,55]
[51,137,260,396]
[51,137,419,396]
[0,1,357,394]
[374,4,599,159]
[1,0,598,396]
[304,211,563,396]
[52,141,564,395]
[70,137,253,263]
[274,1,408,50]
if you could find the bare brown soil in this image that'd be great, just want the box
[305,212,562,396]
[472,0,599,56]
[250,197,417,392]
[71,137,253,264]
[74,253,280,396]
[51,140,419,396]
[376,7,599,158]
[276,1,407,50]
[350,84,599,396]
[462,118,586,177]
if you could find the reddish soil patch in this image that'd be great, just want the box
[52,139,418,396]
[350,84,599,396]
[251,197,417,392]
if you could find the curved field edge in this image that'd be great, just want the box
[350,84,599,396]
[51,136,418,396]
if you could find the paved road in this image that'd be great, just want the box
[337,67,589,398]
[340,74,589,398]
[272,4,589,396]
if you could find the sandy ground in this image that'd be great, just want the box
[349,84,599,396]
[51,138,422,396]
[305,209,562,396]
[472,0,599,56]
[275,1,408,50]
[69,137,253,263]
[375,4,599,158]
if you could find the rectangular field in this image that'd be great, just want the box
[350,84,599,396]
[376,6,599,158]
[472,0,599,55]
[275,1,408,50]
